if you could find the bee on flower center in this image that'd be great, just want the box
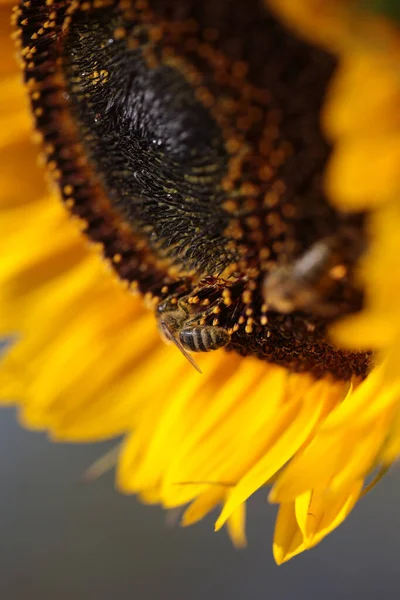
[157,297,231,372]
[263,230,365,317]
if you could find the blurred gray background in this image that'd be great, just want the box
[1,406,399,600]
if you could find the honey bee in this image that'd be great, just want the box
[157,299,231,373]
[263,237,346,317]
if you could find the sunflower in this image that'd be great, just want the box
[1,0,400,564]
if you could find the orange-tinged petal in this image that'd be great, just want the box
[0,139,48,208]
[266,0,350,52]
[268,0,400,57]
[0,5,21,78]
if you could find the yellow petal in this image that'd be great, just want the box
[226,502,247,549]
[270,412,390,503]
[295,480,363,546]
[273,502,306,565]
[182,488,225,526]
[324,52,400,139]
[214,378,341,530]
[326,135,400,210]
[317,363,398,430]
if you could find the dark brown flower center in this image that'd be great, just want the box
[16,0,371,379]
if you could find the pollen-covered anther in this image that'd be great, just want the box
[242,290,252,305]
[330,264,348,280]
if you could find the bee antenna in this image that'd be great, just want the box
[78,443,122,484]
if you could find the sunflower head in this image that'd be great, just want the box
[2,0,400,564]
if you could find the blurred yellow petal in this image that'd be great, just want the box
[226,503,248,549]
[0,76,33,147]
[323,53,400,139]
[327,135,400,210]
[270,409,392,503]
[182,488,226,527]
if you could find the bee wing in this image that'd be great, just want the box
[160,321,203,374]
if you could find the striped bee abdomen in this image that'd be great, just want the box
[179,327,230,352]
